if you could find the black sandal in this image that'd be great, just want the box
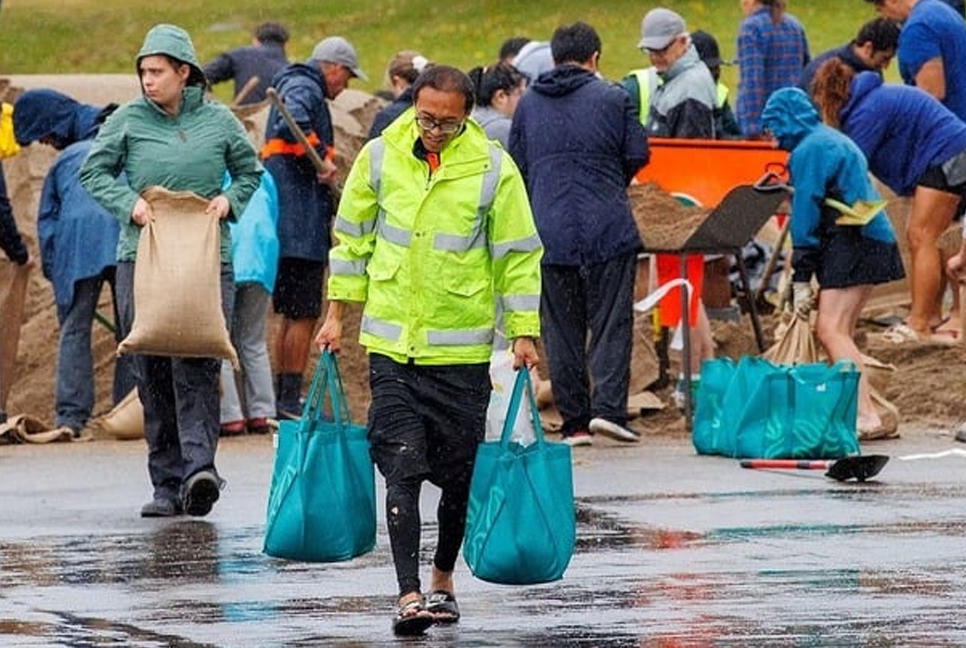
[392,597,435,636]
[425,590,460,624]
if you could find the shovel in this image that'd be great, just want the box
[739,455,889,482]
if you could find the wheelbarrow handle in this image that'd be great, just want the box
[752,170,791,193]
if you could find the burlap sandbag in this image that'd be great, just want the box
[764,316,901,440]
[90,387,144,441]
[763,313,820,364]
[0,414,72,444]
[117,187,238,366]
[0,259,29,411]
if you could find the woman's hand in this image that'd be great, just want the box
[131,197,154,226]
[205,195,231,220]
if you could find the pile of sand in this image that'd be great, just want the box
[1,75,963,437]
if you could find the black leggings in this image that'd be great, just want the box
[367,354,490,596]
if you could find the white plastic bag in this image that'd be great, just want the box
[485,349,538,443]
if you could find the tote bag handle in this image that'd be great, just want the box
[500,367,545,450]
[301,350,353,429]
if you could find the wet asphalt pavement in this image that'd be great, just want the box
[3,424,966,647]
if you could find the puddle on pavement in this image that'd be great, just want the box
[4,488,966,646]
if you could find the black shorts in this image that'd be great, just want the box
[816,228,905,289]
[366,354,490,489]
[272,258,325,319]
[919,150,966,220]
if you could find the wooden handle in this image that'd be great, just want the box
[230,75,261,108]
[265,87,329,175]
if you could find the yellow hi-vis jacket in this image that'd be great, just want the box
[327,108,543,365]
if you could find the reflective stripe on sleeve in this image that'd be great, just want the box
[501,293,541,313]
[329,258,367,276]
[490,232,542,260]
[361,314,402,342]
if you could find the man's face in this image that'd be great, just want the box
[414,87,467,153]
[320,62,352,99]
[856,42,896,71]
[646,35,688,73]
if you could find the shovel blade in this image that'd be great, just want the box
[824,454,889,482]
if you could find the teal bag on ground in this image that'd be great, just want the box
[693,356,860,460]
[734,360,860,459]
[463,367,575,585]
[693,356,775,456]
[263,350,376,562]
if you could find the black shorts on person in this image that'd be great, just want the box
[816,226,905,290]
[920,150,966,220]
[273,257,325,319]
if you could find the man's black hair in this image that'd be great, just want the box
[550,22,601,66]
[255,22,289,46]
[854,17,900,52]
[412,65,476,114]
[499,36,531,61]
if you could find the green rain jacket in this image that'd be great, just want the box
[80,23,262,263]
[328,108,543,365]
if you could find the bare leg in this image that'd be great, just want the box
[274,317,315,374]
[688,300,717,374]
[815,285,878,432]
[430,565,454,595]
[907,186,958,335]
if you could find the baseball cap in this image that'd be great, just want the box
[310,36,368,81]
[691,30,724,67]
[638,8,686,51]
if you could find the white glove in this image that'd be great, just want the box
[792,281,814,318]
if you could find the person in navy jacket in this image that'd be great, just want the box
[509,21,649,447]
[13,88,135,437]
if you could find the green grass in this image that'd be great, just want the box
[0,0,878,95]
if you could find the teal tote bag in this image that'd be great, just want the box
[463,367,576,585]
[263,350,376,562]
[734,359,860,460]
[693,356,778,457]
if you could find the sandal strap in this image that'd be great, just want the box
[397,598,425,617]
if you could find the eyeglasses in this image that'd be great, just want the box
[415,114,463,134]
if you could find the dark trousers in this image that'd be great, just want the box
[541,252,636,435]
[116,262,235,501]
[367,354,490,597]
[54,268,136,431]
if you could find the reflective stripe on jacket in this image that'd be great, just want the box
[327,107,542,365]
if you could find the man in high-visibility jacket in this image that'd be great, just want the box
[316,65,542,636]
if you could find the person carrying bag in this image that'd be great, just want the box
[263,350,376,562]
[463,367,576,585]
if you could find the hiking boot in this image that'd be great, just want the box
[141,497,183,518]
[561,429,593,447]
[182,470,221,517]
[589,417,640,442]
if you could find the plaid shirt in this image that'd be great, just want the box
[736,6,810,137]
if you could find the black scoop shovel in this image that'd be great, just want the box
[739,455,889,482]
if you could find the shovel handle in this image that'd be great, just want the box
[740,459,830,470]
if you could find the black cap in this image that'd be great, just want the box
[691,30,723,67]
